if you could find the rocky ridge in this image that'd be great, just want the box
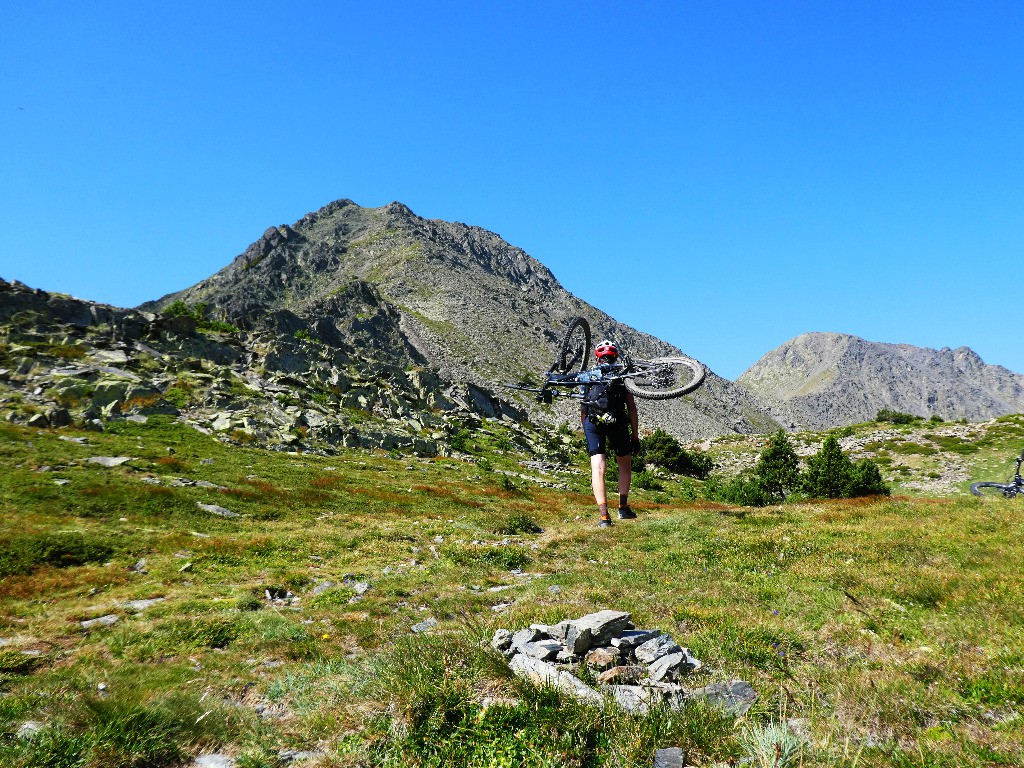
[738,332,1024,429]
[0,277,531,456]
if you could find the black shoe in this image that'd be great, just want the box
[617,506,636,520]
[598,517,613,528]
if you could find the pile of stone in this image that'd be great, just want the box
[491,610,756,715]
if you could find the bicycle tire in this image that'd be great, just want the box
[551,317,591,375]
[970,481,1020,498]
[625,356,706,400]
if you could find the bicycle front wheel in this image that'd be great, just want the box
[551,316,591,375]
[625,356,706,400]
[970,481,1019,498]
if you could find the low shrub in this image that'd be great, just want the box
[494,512,543,535]
[0,692,233,768]
[876,409,923,425]
[637,429,713,478]
[0,532,115,578]
[632,469,663,491]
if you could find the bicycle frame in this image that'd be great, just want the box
[505,361,665,404]
[1009,453,1024,488]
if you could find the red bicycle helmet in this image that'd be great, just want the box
[595,340,619,361]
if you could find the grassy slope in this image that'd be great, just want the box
[0,417,1022,767]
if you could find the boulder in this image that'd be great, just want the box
[568,610,633,645]
[653,747,686,768]
[635,633,682,664]
[687,680,757,716]
[490,628,512,653]
[508,655,603,706]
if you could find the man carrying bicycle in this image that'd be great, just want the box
[579,340,640,528]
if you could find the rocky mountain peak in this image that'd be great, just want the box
[137,199,779,440]
[738,332,1024,428]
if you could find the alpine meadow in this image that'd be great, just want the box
[1,199,1022,768]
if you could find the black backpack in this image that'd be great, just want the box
[583,379,626,425]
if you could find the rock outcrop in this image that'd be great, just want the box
[0,277,511,455]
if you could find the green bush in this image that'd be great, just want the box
[848,457,890,497]
[164,300,238,334]
[447,545,533,571]
[450,428,474,453]
[704,474,773,507]
[0,692,232,768]
[637,429,713,479]
[876,409,922,425]
[494,513,543,536]
[0,532,115,578]
[633,469,663,491]
[803,435,889,499]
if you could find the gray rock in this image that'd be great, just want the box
[81,614,118,629]
[27,413,50,428]
[606,684,661,714]
[311,581,335,596]
[490,628,512,653]
[687,680,757,716]
[17,720,46,740]
[541,620,572,642]
[197,502,241,518]
[568,610,633,645]
[279,749,323,764]
[194,755,236,768]
[564,624,593,655]
[411,617,438,634]
[635,633,682,664]
[47,407,72,427]
[653,747,686,768]
[510,627,538,653]
[610,629,660,651]
[648,652,685,683]
[509,655,603,705]
[87,456,135,467]
[522,640,562,661]
[121,598,166,612]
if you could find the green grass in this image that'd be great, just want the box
[0,417,1022,766]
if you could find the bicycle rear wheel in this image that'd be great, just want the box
[625,356,706,400]
[970,481,1019,498]
[551,317,591,375]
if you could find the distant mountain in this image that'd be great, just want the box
[142,199,779,439]
[736,332,1024,429]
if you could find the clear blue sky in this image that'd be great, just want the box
[3,2,1022,380]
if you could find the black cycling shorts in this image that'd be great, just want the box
[583,417,632,457]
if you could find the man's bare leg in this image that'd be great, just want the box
[590,453,612,525]
[617,454,636,519]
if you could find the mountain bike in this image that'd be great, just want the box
[506,316,706,403]
[970,449,1024,498]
